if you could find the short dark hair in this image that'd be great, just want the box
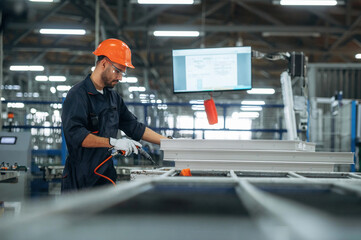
[96,55,106,64]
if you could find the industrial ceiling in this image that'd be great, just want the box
[1,0,361,102]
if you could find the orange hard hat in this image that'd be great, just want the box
[93,39,135,68]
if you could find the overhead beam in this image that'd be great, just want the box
[7,22,351,34]
[11,0,69,46]
[307,9,342,26]
[100,0,120,26]
[133,5,172,26]
[185,1,228,25]
[4,44,360,58]
[233,0,284,25]
[329,14,361,51]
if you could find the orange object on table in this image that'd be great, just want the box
[180,168,192,176]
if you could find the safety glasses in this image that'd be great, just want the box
[105,58,127,77]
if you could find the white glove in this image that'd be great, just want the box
[109,138,142,156]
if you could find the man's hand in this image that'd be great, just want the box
[109,138,142,156]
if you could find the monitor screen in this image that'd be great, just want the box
[0,136,17,145]
[172,46,252,93]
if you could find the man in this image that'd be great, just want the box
[61,38,168,192]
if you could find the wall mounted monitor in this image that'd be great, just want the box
[172,46,252,93]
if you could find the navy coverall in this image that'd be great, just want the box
[61,75,146,191]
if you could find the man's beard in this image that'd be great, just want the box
[101,70,119,88]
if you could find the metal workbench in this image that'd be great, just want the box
[1,169,361,240]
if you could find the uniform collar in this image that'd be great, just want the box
[85,74,101,95]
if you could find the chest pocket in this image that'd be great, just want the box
[98,105,119,137]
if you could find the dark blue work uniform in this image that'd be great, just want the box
[61,75,146,192]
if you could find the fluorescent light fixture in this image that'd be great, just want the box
[29,0,54,2]
[247,88,275,94]
[355,53,361,59]
[262,32,320,37]
[189,100,204,104]
[157,104,168,110]
[153,31,200,37]
[7,102,25,109]
[129,86,146,92]
[2,85,20,90]
[35,75,48,81]
[56,85,71,91]
[241,106,263,111]
[39,28,86,35]
[122,77,138,83]
[139,94,149,99]
[280,0,337,6]
[191,105,205,111]
[49,76,66,82]
[10,65,44,71]
[241,100,265,105]
[138,0,194,4]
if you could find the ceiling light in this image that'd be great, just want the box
[189,100,204,104]
[241,100,265,105]
[355,53,361,59]
[7,102,25,109]
[35,76,48,81]
[49,76,66,82]
[122,77,138,83]
[247,88,275,94]
[129,86,146,92]
[279,0,337,6]
[10,65,44,71]
[191,105,205,111]
[138,0,194,4]
[240,106,263,111]
[262,32,321,37]
[39,29,86,35]
[56,85,71,91]
[153,31,200,37]
[29,0,54,2]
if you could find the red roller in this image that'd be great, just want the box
[204,98,218,125]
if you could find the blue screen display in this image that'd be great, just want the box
[172,47,252,93]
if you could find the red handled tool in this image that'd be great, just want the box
[94,147,156,186]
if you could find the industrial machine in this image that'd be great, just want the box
[0,132,31,168]
[0,132,31,206]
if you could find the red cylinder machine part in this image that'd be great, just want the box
[204,97,218,125]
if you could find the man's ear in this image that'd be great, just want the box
[101,58,107,69]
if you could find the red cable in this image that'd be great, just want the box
[94,155,116,186]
